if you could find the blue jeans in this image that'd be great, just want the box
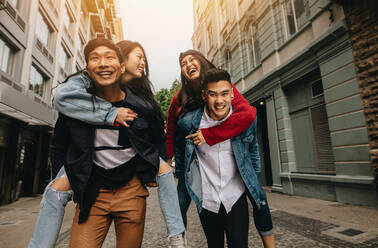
[156,168,186,237]
[246,192,274,236]
[28,167,72,248]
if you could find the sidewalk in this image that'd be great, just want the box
[0,188,377,247]
[0,196,76,248]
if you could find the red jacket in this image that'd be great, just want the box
[166,83,256,158]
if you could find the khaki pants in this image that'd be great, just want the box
[69,176,149,248]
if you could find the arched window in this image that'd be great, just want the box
[247,23,261,70]
[225,48,232,75]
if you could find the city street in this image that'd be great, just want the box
[1,187,377,248]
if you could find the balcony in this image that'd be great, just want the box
[85,0,99,13]
[105,26,112,39]
[90,9,105,33]
[96,0,105,9]
[63,26,74,47]
[35,38,54,64]
[105,6,113,22]
[46,0,59,18]
[2,0,26,32]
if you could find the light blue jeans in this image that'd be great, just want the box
[28,167,185,247]
[156,168,186,237]
[28,167,72,248]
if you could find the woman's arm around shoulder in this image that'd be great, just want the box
[200,83,256,146]
[54,72,118,125]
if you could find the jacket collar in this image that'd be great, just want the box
[178,107,204,133]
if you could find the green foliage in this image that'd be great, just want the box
[156,79,181,120]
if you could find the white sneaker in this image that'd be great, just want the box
[168,233,186,248]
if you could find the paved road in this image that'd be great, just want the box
[55,187,378,248]
[1,187,377,247]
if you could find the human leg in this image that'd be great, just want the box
[69,206,111,248]
[28,167,72,248]
[248,193,275,248]
[224,194,249,248]
[177,175,191,228]
[156,164,186,236]
[199,207,225,248]
[112,176,148,248]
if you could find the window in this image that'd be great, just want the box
[219,0,227,29]
[283,0,310,37]
[311,80,324,98]
[225,49,232,74]
[9,0,18,8]
[241,40,249,75]
[207,23,213,50]
[247,24,261,70]
[59,44,69,71]
[29,65,46,97]
[36,11,51,47]
[77,34,83,53]
[0,37,15,74]
[62,6,71,29]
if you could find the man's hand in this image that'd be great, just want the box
[115,107,138,127]
[186,130,206,146]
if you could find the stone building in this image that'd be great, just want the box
[336,0,378,196]
[191,0,377,206]
[0,0,123,205]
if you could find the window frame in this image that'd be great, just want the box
[36,11,52,48]
[282,0,310,38]
[0,37,15,75]
[29,64,47,97]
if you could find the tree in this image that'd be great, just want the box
[156,79,181,120]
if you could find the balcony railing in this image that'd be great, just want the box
[35,38,54,64]
[3,0,26,31]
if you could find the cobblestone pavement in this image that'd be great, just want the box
[55,188,378,248]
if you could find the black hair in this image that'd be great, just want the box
[117,40,165,129]
[84,38,123,64]
[202,68,231,91]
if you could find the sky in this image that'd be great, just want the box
[119,0,194,91]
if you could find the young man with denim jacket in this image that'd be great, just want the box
[175,68,275,248]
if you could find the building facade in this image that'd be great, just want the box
[0,0,123,205]
[191,0,377,206]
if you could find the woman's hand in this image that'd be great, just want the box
[115,107,138,127]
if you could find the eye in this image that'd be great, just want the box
[89,56,99,61]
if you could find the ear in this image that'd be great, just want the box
[120,62,126,74]
[202,89,206,101]
[231,88,234,99]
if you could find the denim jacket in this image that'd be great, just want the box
[54,72,118,125]
[175,107,266,215]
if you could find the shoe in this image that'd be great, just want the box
[168,233,186,248]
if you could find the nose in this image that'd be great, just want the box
[99,57,108,67]
[215,95,223,103]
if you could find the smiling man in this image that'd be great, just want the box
[175,68,275,248]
